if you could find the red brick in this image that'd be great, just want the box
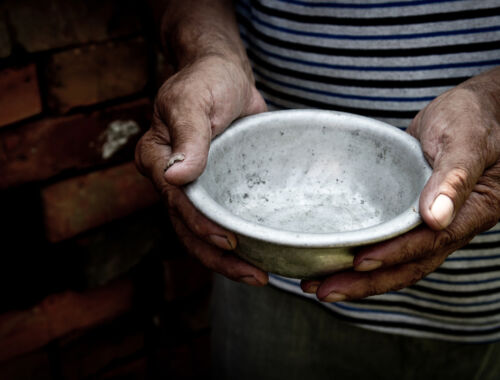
[4,0,142,53]
[45,38,149,113]
[42,161,159,242]
[0,277,134,362]
[0,98,151,189]
[0,64,41,127]
[163,258,212,302]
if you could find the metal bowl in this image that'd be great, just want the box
[185,110,432,279]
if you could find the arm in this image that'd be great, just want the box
[302,67,500,301]
[136,0,268,286]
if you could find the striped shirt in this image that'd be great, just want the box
[235,0,500,343]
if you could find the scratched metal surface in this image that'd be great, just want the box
[185,110,431,278]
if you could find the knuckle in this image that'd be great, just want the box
[447,166,471,194]
[387,268,425,292]
[408,264,430,284]
[475,195,500,230]
[433,229,454,250]
[364,273,387,297]
[392,266,427,293]
[397,238,419,263]
[476,173,500,216]
[172,120,197,137]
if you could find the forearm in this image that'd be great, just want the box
[162,0,250,72]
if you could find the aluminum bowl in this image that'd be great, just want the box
[184,110,432,279]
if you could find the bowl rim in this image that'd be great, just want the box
[184,109,432,248]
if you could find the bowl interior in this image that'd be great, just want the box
[188,110,430,244]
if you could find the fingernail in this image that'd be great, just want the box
[322,292,346,303]
[304,284,318,294]
[209,234,233,250]
[239,276,261,286]
[165,153,185,171]
[430,194,454,228]
[355,259,382,272]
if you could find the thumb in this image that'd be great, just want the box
[419,145,484,231]
[163,87,267,186]
[162,99,213,187]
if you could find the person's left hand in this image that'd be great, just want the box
[301,67,500,302]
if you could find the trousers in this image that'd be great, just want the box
[211,275,500,380]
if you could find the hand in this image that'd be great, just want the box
[135,54,268,286]
[302,67,500,302]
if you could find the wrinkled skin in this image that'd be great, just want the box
[302,75,500,302]
[136,51,500,300]
[135,54,269,286]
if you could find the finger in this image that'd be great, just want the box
[418,128,487,231]
[159,94,212,186]
[135,127,172,197]
[303,231,438,294]
[170,213,269,286]
[168,186,237,250]
[352,226,437,272]
[352,177,499,273]
[301,280,321,294]
[315,253,447,302]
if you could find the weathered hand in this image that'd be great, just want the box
[302,67,500,302]
[135,54,268,286]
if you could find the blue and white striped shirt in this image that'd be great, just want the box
[236,0,500,343]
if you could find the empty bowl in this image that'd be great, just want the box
[184,110,432,279]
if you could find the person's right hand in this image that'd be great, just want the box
[135,54,269,286]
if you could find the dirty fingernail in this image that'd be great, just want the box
[355,259,382,272]
[304,284,319,294]
[430,194,454,228]
[209,234,233,250]
[239,276,261,286]
[322,292,346,303]
[165,153,185,171]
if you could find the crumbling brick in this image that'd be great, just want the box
[0,98,151,189]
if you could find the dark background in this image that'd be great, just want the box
[0,1,212,378]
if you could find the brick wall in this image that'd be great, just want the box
[0,1,212,379]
